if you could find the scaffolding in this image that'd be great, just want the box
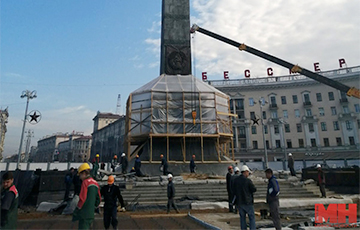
[125,74,235,163]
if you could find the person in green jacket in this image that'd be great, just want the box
[1,171,19,230]
[91,154,100,180]
[73,163,101,230]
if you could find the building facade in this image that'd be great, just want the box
[91,112,126,162]
[58,135,91,162]
[34,133,73,162]
[209,66,360,162]
[0,108,9,161]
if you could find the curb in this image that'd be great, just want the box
[187,212,221,230]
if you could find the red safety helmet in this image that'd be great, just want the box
[228,166,233,170]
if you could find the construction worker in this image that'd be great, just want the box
[160,154,168,176]
[190,155,196,173]
[91,154,100,179]
[111,155,118,172]
[134,155,143,176]
[316,164,326,198]
[288,153,296,176]
[226,165,234,212]
[265,168,281,230]
[120,153,128,174]
[233,165,257,230]
[130,167,136,174]
[101,175,125,230]
[167,174,179,214]
[64,167,74,201]
[73,168,82,196]
[72,163,101,230]
[1,172,18,229]
[230,167,240,214]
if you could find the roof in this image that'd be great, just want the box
[74,136,92,141]
[93,112,121,121]
[131,74,228,97]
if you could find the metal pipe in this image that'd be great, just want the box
[259,99,268,169]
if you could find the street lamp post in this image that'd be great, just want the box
[259,98,268,169]
[17,90,37,169]
[278,118,287,170]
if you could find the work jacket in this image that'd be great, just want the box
[233,174,257,206]
[1,184,19,229]
[101,184,125,209]
[73,177,101,221]
[226,172,232,193]
[190,159,196,170]
[167,181,176,199]
[266,175,280,203]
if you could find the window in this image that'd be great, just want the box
[316,93,322,102]
[281,96,287,104]
[295,109,300,118]
[253,141,258,149]
[275,140,281,148]
[309,123,314,132]
[355,104,360,113]
[298,139,304,148]
[285,124,290,133]
[345,120,352,130]
[349,137,355,146]
[249,98,254,106]
[333,121,340,131]
[340,91,347,99]
[311,138,317,147]
[230,100,234,110]
[306,109,312,116]
[336,137,342,146]
[323,138,330,147]
[283,110,288,118]
[343,106,349,113]
[250,112,255,119]
[292,95,298,104]
[321,122,327,131]
[274,125,279,134]
[319,107,325,116]
[296,123,302,132]
[251,126,257,134]
[265,140,270,149]
[271,111,278,118]
[328,92,334,101]
[331,106,337,115]
[235,99,244,109]
[287,140,292,148]
[237,111,245,119]
[270,96,276,105]
[262,111,266,119]
[264,125,268,134]
[304,93,310,102]
[239,126,246,136]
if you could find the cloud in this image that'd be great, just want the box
[191,0,360,79]
[147,20,161,33]
[145,38,161,56]
[3,72,27,79]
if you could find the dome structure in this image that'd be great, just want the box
[125,74,235,162]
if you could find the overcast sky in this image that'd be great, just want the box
[1,0,359,158]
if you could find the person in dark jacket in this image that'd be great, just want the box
[101,175,125,230]
[91,154,100,179]
[120,153,128,174]
[167,174,179,214]
[160,154,168,176]
[73,169,82,196]
[226,165,234,212]
[316,164,326,198]
[230,167,240,214]
[1,172,18,230]
[190,155,196,173]
[233,165,257,230]
[111,155,118,172]
[134,155,143,177]
[265,168,281,230]
[288,153,296,176]
[64,167,74,201]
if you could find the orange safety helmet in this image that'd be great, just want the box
[114,155,117,159]
[108,175,115,185]
[136,155,139,158]
[192,155,195,158]
[160,154,164,158]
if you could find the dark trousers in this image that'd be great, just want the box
[289,167,296,176]
[167,198,178,212]
[190,168,195,173]
[269,200,281,230]
[227,192,234,212]
[319,183,326,197]
[64,184,71,200]
[238,204,256,230]
[103,206,118,230]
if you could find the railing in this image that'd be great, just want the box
[269,103,278,109]
[303,101,312,106]
[208,66,360,87]
[340,98,348,103]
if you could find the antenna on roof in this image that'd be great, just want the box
[116,94,121,115]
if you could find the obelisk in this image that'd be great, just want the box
[160,0,192,75]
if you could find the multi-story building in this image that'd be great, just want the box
[58,135,92,162]
[91,112,126,162]
[209,66,360,163]
[0,108,9,161]
[35,133,73,162]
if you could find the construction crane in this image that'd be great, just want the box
[190,24,360,99]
